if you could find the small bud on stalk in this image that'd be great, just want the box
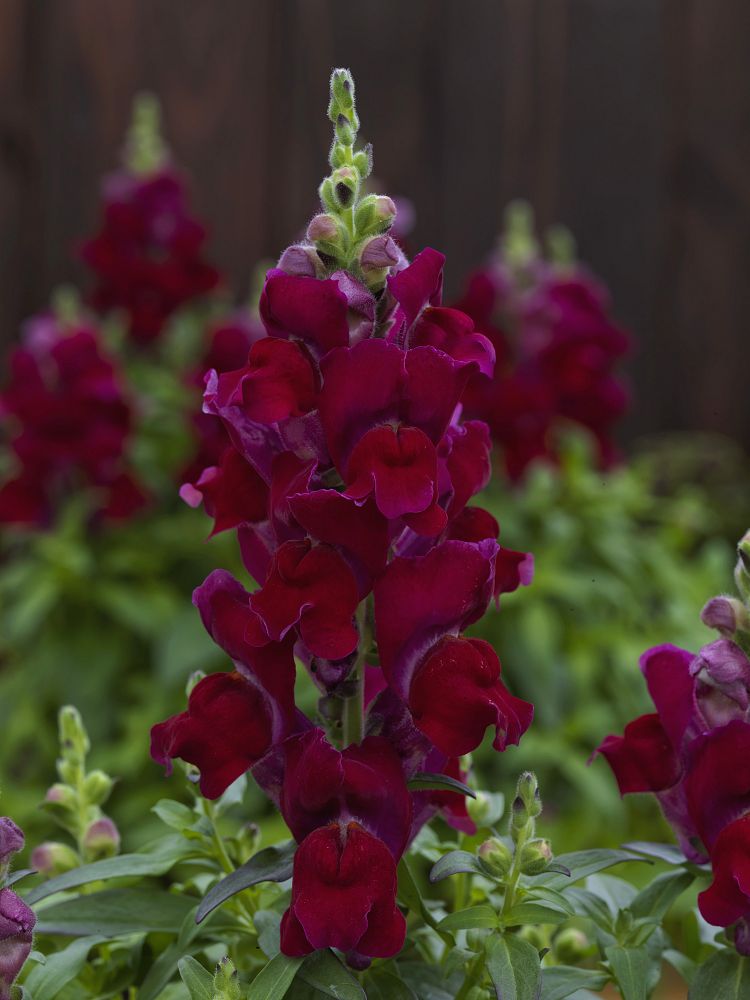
[519,837,553,875]
[478,837,513,878]
[213,956,242,1000]
[30,841,80,877]
[83,817,121,861]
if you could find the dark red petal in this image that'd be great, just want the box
[685,719,750,850]
[260,270,350,355]
[345,424,439,520]
[238,338,319,423]
[595,714,681,795]
[289,490,389,582]
[181,448,269,535]
[387,247,445,332]
[698,814,750,927]
[409,636,533,756]
[150,672,273,798]
[639,644,700,751]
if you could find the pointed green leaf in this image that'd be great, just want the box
[430,850,485,883]
[605,945,651,1000]
[622,841,687,866]
[25,835,194,904]
[688,950,750,1000]
[408,772,476,798]
[178,956,214,1000]
[533,849,645,890]
[539,966,610,999]
[297,949,366,999]
[247,952,304,1000]
[504,901,569,926]
[485,933,542,999]
[630,868,694,921]
[196,839,296,923]
[438,904,498,933]
[22,936,106,999]
[34,888,195,936]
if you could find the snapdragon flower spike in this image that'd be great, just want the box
[454,204,630,477]
[80,95,220,345]
[0,313,146,526]
[159,68,535,966]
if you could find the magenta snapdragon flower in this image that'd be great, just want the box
[0,817,35,998]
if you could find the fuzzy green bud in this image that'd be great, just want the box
[353,144,373,179]
[83,770,114,807]
[478,837,513,878]
[331,166,359,208]
[125,92,168,175]
[553,927,590,964]
[519,837,553,875]
[307,213,341,244]
[213,956,242,1000]
[59,706,90,761]
[466,791,491,828]
[30,841,80,877]
[44,783,76,810]
[517,772,542,817]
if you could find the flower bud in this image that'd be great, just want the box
[735,531,750,601]
[519,838,553,875]
[277,244,323,279]
[553,927,590,964]
[478,837,512,878]
[353,144,373,179]
[43,783,76,810]
[734,917,750,957]
[83,770,114,807]
[213,956,242,1000]
[82,817,120,861]
[517,772,542,816]
[0,820,23,870]
[359,235,400,272]
[30,841,79,877]
[0,888,35,995]
[701,596,749,637]
[307,213,340,244]
[331,167,359,208]
[59,705,90,760]
[466,791,490,828]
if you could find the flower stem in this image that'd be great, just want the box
[342,600,370,747]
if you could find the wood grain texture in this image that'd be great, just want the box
[0,0,748,443]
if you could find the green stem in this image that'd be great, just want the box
[202,799,257,925]
[502,823,531,922]
[455,953,485,1000]
[342,601,370,746]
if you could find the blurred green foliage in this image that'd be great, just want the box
[470,432,741,852]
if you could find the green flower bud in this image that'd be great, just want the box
[517,772,542,816]
[30,841,80,876]
[519,924,546,950]
[213,956,242,999]
[466,791,490,827]
[59,706,90,760]
[519,838,553,875]
[82,817,120,861]
[553,927,590,964]
[736,531,750,601]
[545,224,576,267]
[331,166,359,209]
[478,837,513,878]
[44,783,76,810]
[353,144,373,179]
[83,770,114,807]
[334,114,355,146]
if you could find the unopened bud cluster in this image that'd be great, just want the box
[277,69,402,290]
[476,772,554,888]
[33,706,120,875]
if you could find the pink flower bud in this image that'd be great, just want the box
[31,841,79,876]
[0,888,35,995]
[359,235,400,271]
[307,214,339,243]
[701,596,748,636]
[277,244,322,278]
[83,817,120,860]
[373,195,397,222]
[0,820,23,868]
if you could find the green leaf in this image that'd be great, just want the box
[688,950,750,999]
[504,901,569,926]
[430,850,484,883]
[248,953,304,1000]
[196,839,296,923]
[4,868,35,888]
[533,849,644,890]
[605,945,651,1000]
[407,772,476,798]
[622,841,687,866]
[152,799,196,831]
[34,888,196,936]
[366,970,417,1000]
[539,966,610,999]
[25,834,194,904]
[663,948,696,987]
[438,904,498,932]
[255,908,283,958]
[178,956,214,1000]
[397,856,443,932]
[297,950,366,999]
[139,905,206,1000]
[485,933,542,999]
[630,868,694,921]
[23,935,106,999]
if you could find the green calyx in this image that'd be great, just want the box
[125,91,168,176]
[310,69,397,288]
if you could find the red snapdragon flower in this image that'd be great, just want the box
[0,314,146,526]
[596,635,750,949]
[81,169,220,345]
[454,249,630,479]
